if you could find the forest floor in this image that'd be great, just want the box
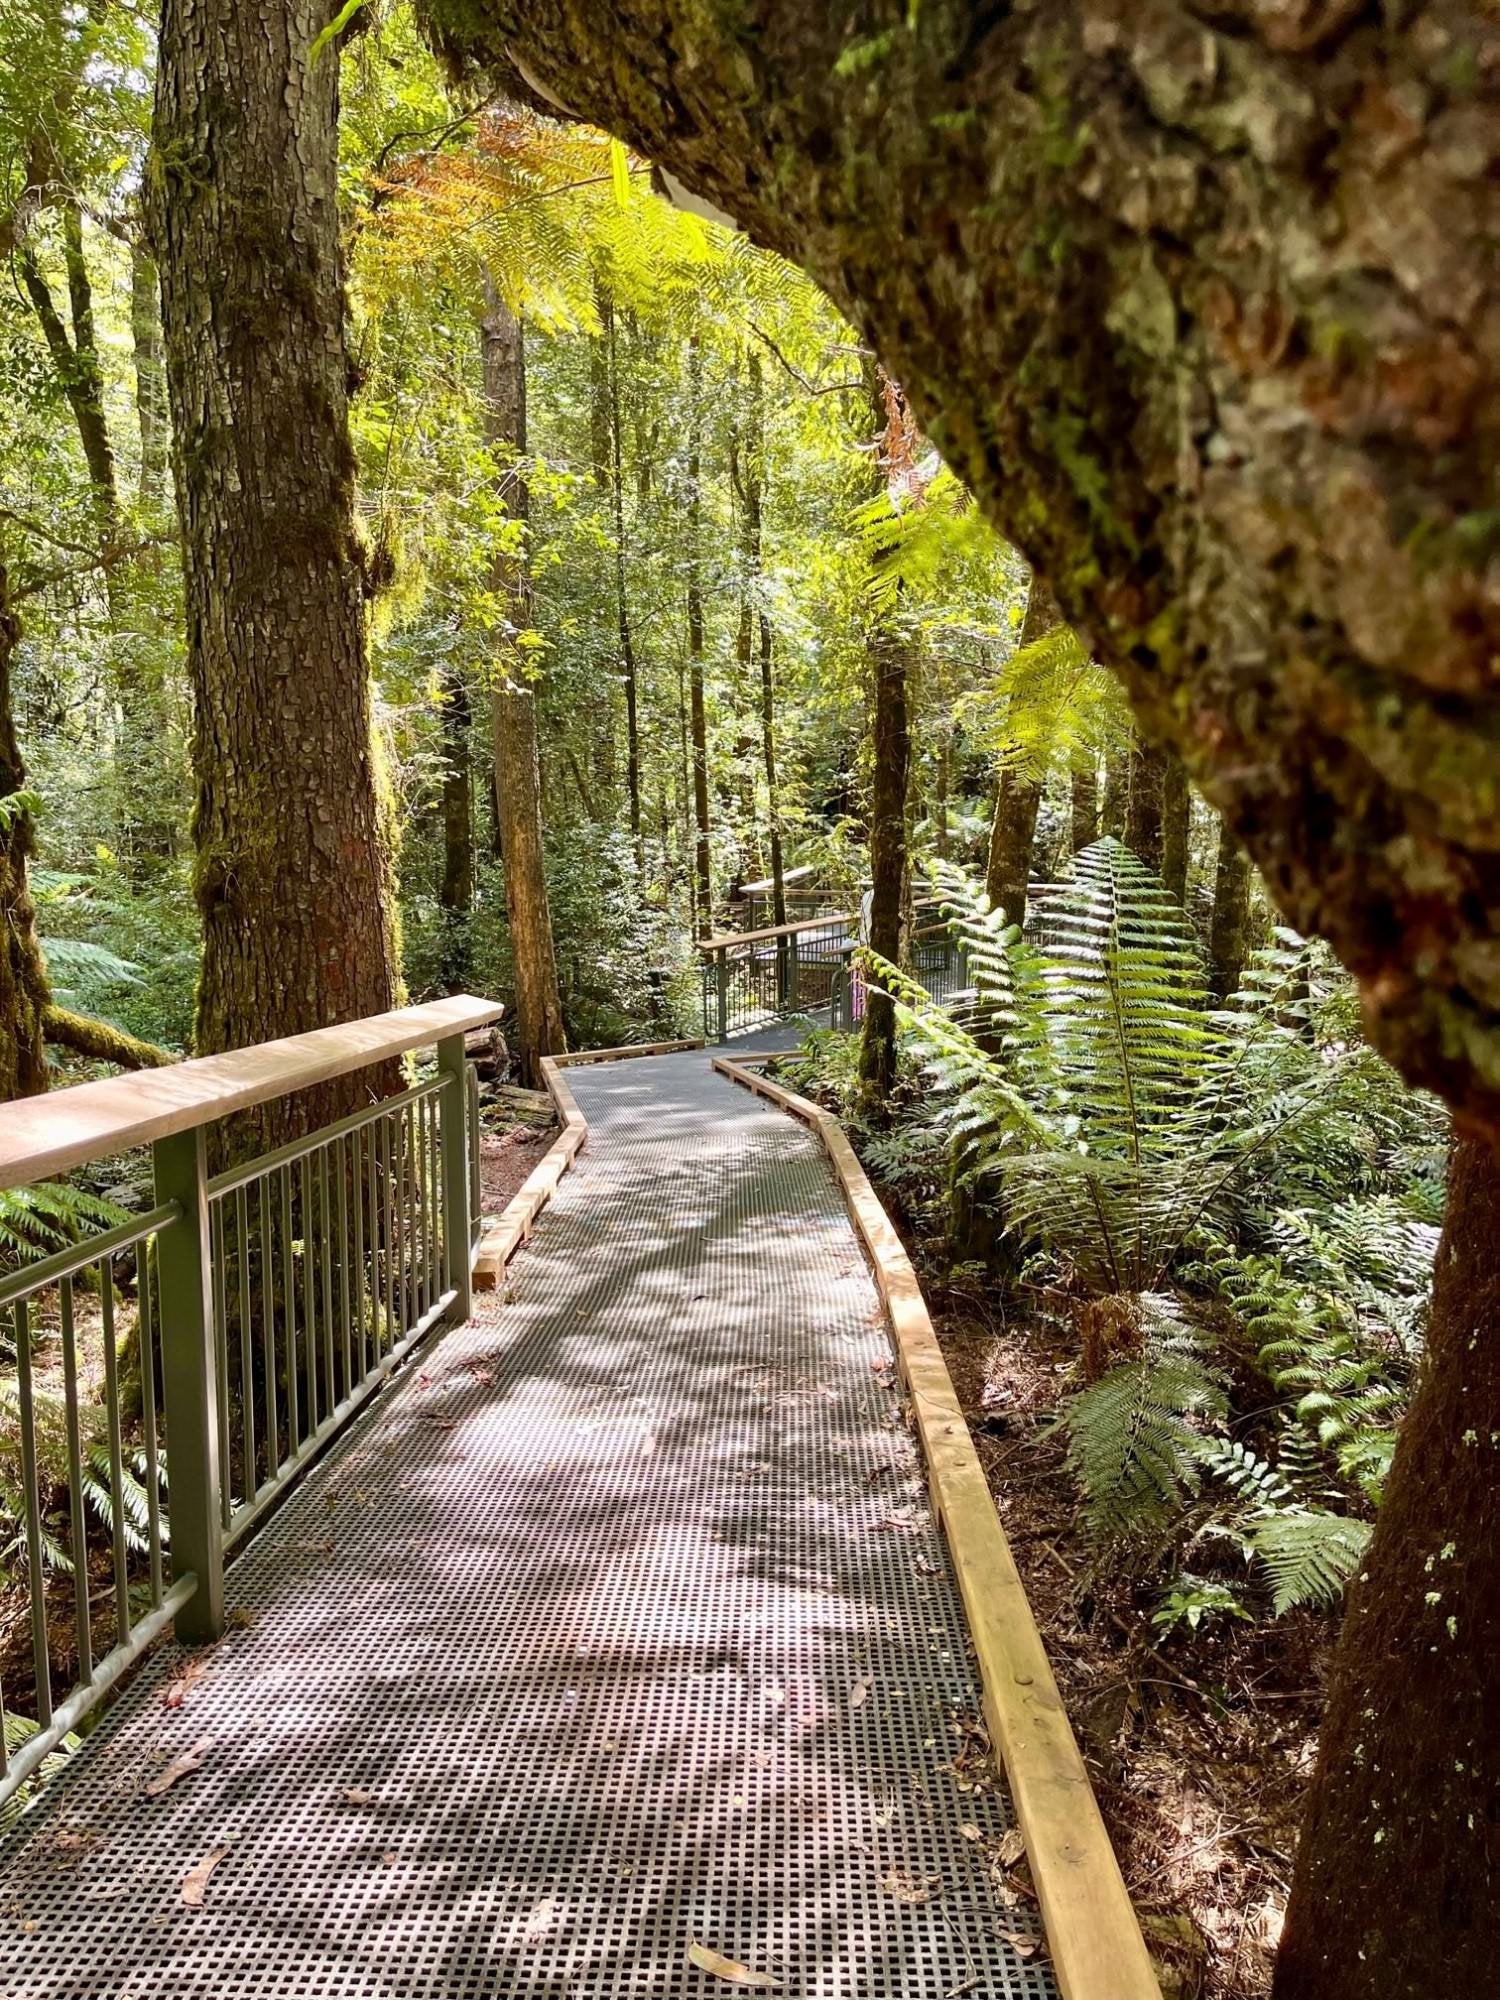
[878,1226,1328,2000]
[476,1108,556,1215]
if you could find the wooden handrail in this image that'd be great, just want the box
[0,994,504,1190]
[697,911,854,953]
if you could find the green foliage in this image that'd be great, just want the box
[0,1183,124,1276]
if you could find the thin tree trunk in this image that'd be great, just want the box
[1071,759,1098,852]
[20,199,118,539]
[479,282,566,1082]
[1101,746,1127,841]
[686,338,713,935]
[130,241,169,512]
[601,289,642,868]
[0,551,50,1101]
[857,374,912,1113]
[935,722,951,860]
[1207,824,1254,1000]
[984,575,1058,927]
[734,354,784,925]
[1161,755,1190,903]
[1275,1129,1500,2000]
[438,666,474,993]
[1124,737,1169,872]
[152,0,398,1143]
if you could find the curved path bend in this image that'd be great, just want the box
[0,1046,1053,2000]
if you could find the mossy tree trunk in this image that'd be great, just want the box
[1070,760,1098,854]
[479,284,566,1083]
[427,0,1500,1133]
[0,551,50,1102]
[438,665,474,993]
[686,339,713,935]
[1208,824,1254,1000]
[1124,737,1168,872]
[1100,746,1127,842]
[129,241,170,514]
[1275,1129,1500,2000]
[600,288,643,870]
[152,0,398,1144]
[1161,755,1190,904]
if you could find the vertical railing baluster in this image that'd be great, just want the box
[260,1175,279,1481]
[236,1184,254,1506]
[59,1276,93,1687]
[466,1061,481,1243]
[300,1153,317,1434]
[336,1130,352,1403]
[211,1201,232,1530]
[139,1263,164,1608]
[400,1103,415,1334]
[354,1123,370,1384]
[438,1034,473,1317]
[379,1110,396,1354]
[152,1128,226,1643]
[99,1265,131,1648]
[410,1102,426,1326]
[281,1163,298,1457]
[420,1093,435,1316]
[318,1144,335,1415]
[15,1301,53,1729]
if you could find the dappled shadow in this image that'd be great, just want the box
[0,1049,1051,2000]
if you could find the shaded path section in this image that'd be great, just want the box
[0,1048,1053,1999]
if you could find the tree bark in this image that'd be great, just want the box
[1207,824,1254,999]
[438,665,474,992]
[20,198,119,539]
[1125,736,1169,873]
[0,551,50,1102]
[152,0,398,1142]
[687,336,713,936]
[425,0,1500,1132]
[1275,1129,1500,2000]
[1100,745,1127,842]
[1161,754,1190,903]
[479,284,567,1082]
[1070,759,1098,853]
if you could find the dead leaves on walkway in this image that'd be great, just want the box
[144,1735,213,1797]
[687,1940,781,1988]
[180,1845,228,1908]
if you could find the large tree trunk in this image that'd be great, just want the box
[152,0,398,1140]
[0,554,50,1102]
[1275,1129,1500,2000]
[438,666,474,992]
[686,337,713,936]
[984,575,1059,926]
[479,285,566,1082]
[1070,759,1098,854]
[427,0,1500,1134]
[1208,823,1254,999]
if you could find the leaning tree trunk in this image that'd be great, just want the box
[1208,824,1254,999]
[1275,1129,1500,2000]
[152,0,397,1141]
[984,574,1059,927]
[0,553,50,1101]
[479,284,566,1082]
[424,0,1500,1135]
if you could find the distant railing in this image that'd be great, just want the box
[698,914,856,1041]
[0,995,500,1810]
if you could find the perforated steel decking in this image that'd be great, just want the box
[0,1048,1054,1999]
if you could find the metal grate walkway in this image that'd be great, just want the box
[0,1047,1054,1999]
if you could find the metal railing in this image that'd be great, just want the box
[828,928,970,1032]
[699,914,856,1041]
[0,995,500,1811]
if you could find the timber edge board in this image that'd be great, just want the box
[712,1053,1162,2000]
[472,1040,701,1286]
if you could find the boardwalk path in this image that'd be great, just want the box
[0,1048,1054,2000]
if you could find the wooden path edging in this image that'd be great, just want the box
[713,1054,1161,2000]
[471,1043,702,1289]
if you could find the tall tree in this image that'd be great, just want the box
[0,547,49,1101]
[1124,736,1168,872]
[152,0,398,1136]
[984,576,1060,927]
[599,287,643,867]
[1160,755,1190,904]
[437,666,474,992]
[1208,823,1254,1001]
[686,337,713,934]
[1070,758,1098,854]
[479,284,567,1081]
[732,353,786,928]
[129,240,169,512]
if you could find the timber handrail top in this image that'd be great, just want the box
[0,995,505,1189]
[697,911,855,953]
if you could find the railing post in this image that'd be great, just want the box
[715,947,729,1044]
[437,1031,473,1320]
[152,1127,225,1644]
[786,929,800,1012]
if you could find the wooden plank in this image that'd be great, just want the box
[472,1054,587,1289]
[696,912,854,954]
[712,1054,1160,2000]
[551,1039,704,1067]
[0,996,505,1191]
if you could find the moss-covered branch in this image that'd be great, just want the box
[43,1005,175,1071]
